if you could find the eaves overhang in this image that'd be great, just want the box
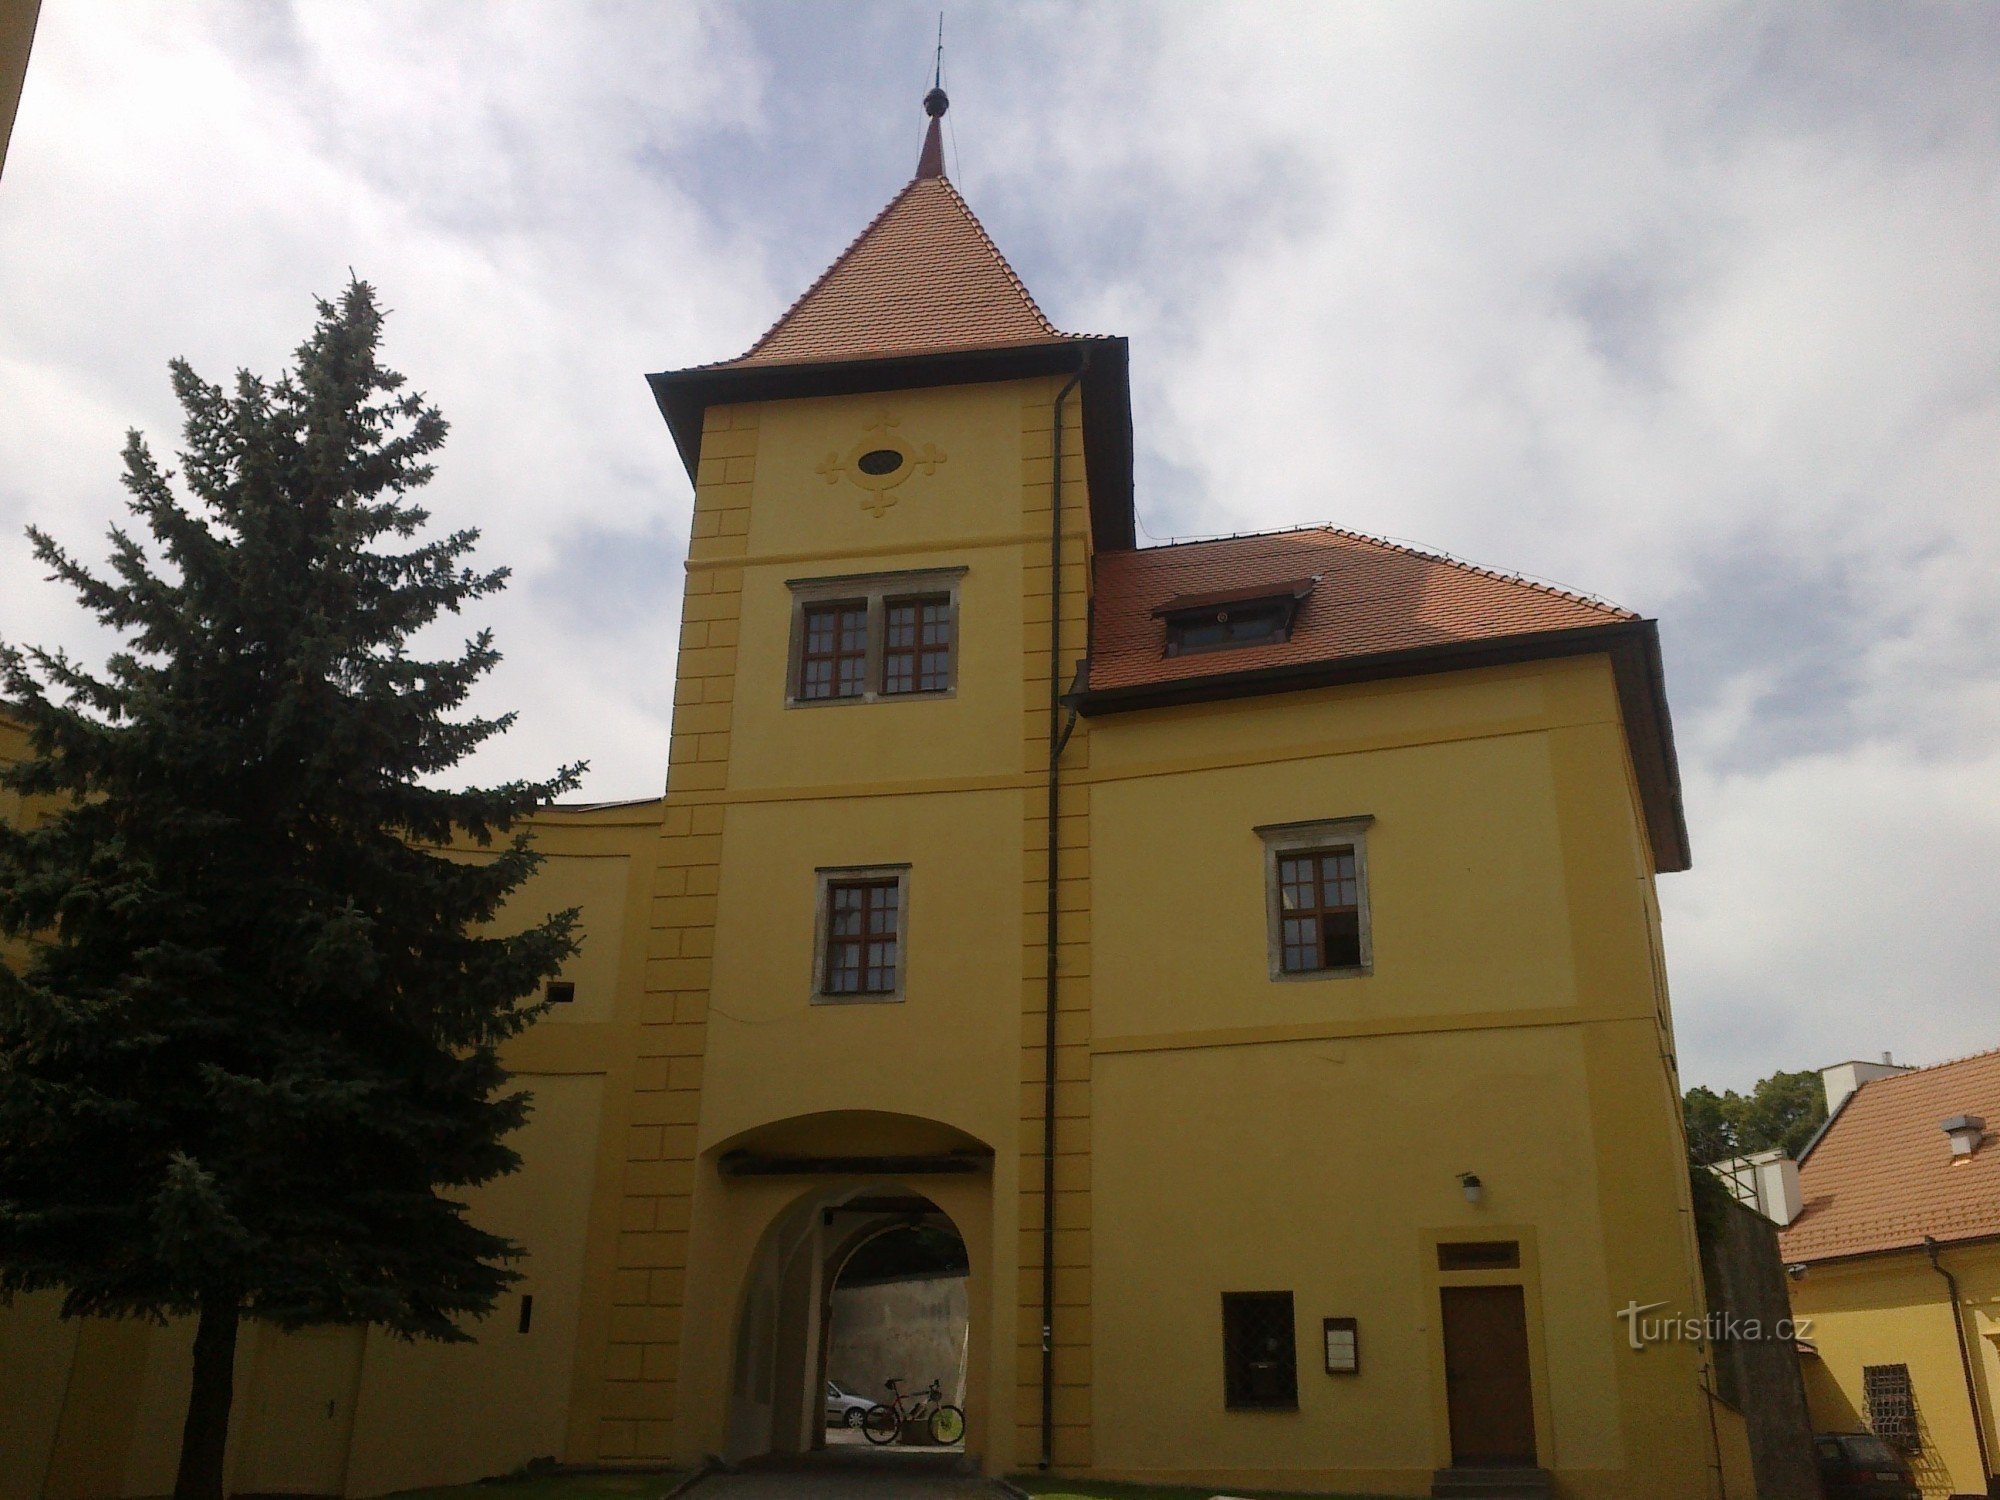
[646,336,1135,550]
[1075,617,1692,875]
[1785,1228,2000,1270]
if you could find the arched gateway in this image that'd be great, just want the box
[692,1112,994,1468]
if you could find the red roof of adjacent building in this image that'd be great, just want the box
[1088,528,1636,694]
[1781,1048,2000,1263]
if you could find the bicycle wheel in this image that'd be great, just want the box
[861,1404,900,1445]
[928,1404,965,1445]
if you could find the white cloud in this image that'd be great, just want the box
[2,0,1996,1089]
[0,0,771,794]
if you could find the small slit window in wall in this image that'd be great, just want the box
[544,980,576,1005]
[786,568,965,706]
[813,865,911,1003]
[1862,1363,1918,1452]
[1221,1291,1298,1410]
[1257,816,1374,980]
[1156,577,1317,657]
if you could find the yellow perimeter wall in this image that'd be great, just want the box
[0,770,661,1500]
[1,367,1720,1498]
[1794,1243,2000,1497]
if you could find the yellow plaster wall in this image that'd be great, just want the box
[1080,657,1713,1496]
[699,791,1022,1144]
[1792,1244,2000,1498]
[0,790,659,1497]
[342,1073,608,1494]
[0,1292,79,1500]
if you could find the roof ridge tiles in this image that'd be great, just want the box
[714,177,925,369]
[1851,1044,2000,1082]
[1118,523,1633,619]
[933,176,1064,338]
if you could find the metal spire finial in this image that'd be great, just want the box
[917,14,950,178]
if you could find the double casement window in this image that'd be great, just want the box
[1258,816,1374,979]
[786,568,964,706]
[812,866,910,1003]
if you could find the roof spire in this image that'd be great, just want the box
[917,15,948,180]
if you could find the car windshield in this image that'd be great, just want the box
[1840,1434,1900,1467]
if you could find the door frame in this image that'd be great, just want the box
[1423,1226,1555,1471]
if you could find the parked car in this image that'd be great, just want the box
[1814,1433,1920,1500]
[825,1380,873,1428]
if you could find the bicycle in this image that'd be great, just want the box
[860,1376,966,1446]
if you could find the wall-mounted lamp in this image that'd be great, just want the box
[1457,1172,1484,1206]
[1785,1263,1808,1280]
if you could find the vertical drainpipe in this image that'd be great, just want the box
[1924,1235,1995,1491]
[1042,354,1088,1471]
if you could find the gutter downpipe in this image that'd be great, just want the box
[1042,353,1088,1471]
[1925,1235,1995,1494]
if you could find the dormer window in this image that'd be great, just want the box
[1156,578,1316,657]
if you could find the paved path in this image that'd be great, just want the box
[688,1452,1006,1499]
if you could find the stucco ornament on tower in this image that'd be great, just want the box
[815,408,947,517]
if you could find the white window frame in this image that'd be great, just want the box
[811,863,912,1004]
[1256,815,1375,982]
[784,567,966,708]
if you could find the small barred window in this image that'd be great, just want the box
[1862,1363,1918,1452]
[1221,1291,1297,1411]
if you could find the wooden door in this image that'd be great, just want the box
[1440,1285,1537,1467]
[237,1324,364,1496]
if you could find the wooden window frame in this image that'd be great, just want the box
[811,864,912,1004]
[1436,1240,1522,1271]
[785,568,966,708]
[881,594,954,696]
[1256,816,1375,982]
[798,599,871,702]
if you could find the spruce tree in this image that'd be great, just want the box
[0,281,581,1500]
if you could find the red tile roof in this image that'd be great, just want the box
[1781,1048,2000,1262]
[715,176,1077,369]
[1087,528,1635,693]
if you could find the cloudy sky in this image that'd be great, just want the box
[2,2,1996,1093]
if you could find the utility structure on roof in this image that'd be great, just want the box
[3,84,1721,1499]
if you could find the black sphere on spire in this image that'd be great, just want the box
[924,86,949,119]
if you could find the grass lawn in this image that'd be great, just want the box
[385,1470,691,1500]
[1008,1479,1396,1500]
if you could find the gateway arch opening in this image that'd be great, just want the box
[825,1210,969,1448]
[724,1182,975,1464]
